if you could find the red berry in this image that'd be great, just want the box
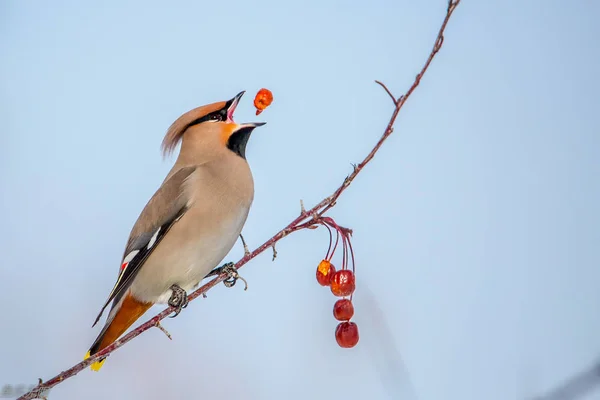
[333,299,354,321]
[254,88,273,115]
[335,321,359,348]
[316,260,336,286]
[330,270,355,297]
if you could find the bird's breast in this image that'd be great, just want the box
[130,166,253,303]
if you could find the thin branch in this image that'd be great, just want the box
[375,80,397,104]
[155,322,172,340]
[18,2,461,399]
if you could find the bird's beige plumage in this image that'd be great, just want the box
[85,91,265,370]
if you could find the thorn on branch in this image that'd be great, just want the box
[343,175,352,187]
[239,234,250,257]
[155,321,172,340]
[271,243,277,261]
[28,379,49,400]
[300,199,306,214]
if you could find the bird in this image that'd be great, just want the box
[84,91,265,371]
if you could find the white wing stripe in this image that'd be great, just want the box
[123,249,140,264]
[147,227,161,250]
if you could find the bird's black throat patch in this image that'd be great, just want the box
[227,126,254,159]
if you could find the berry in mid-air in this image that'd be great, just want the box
[254,88,273,115]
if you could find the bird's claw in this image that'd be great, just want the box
[221,262,239,287]
[216,262,249,290]
[204,262,248,290]
[168,284,188,317]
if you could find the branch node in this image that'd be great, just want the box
[155,321,173,340]
[300,199,306,214]
[435,35,444,51]
[27,379,49,400]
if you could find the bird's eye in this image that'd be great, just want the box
[210,113,222,122]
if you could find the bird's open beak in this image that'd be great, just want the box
[227,91,267,128]
[226,91,245,123]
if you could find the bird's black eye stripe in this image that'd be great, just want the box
[211,109,228,121]
[185,107,228,129]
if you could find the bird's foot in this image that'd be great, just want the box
[168,284,188,317]
[205,262,248,290]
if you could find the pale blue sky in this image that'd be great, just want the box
[1,1,599,399]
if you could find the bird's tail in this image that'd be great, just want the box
[85,293,152,371]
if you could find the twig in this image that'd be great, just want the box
[375,80,397,104]
[155,322,172,340]
[239,234,250,257]
[271,243,278,261]
[18,2,461,399]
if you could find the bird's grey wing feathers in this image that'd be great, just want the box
[92,166,196,327]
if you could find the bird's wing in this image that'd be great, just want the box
[92,166,197,327]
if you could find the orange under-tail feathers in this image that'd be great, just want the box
[85,293,152,371]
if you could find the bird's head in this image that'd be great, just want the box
[162,91,266,160]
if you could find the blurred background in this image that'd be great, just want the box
[1,1,599,399]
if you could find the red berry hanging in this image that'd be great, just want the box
[310,216,359,348]
[316,260,336,286]
[335,321,359,348]
[330,270,355,297]
[333,299,354,321]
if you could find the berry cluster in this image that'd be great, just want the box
[315,217,359,348]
